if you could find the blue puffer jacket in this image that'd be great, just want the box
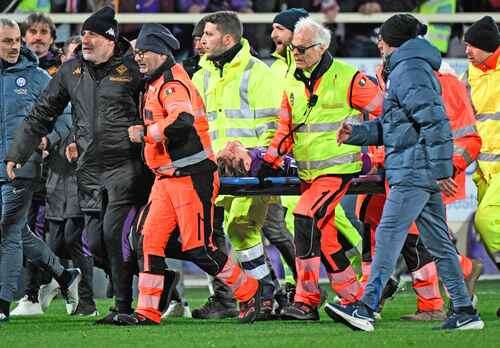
[0,47,51,180]
[346,38,453,190]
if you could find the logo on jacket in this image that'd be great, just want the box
[115,64,128,75]
[15,77,27,87]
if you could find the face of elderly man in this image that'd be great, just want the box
[290,26,327,71]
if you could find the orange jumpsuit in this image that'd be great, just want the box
[264,66,383,308]
[135,63,258,323]
[359,68,482,312]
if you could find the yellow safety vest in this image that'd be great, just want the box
[466,59,500,182]
[419,0,456,54]
[287,59,363,181]
[193,39,281,153]
[16,0,50,12]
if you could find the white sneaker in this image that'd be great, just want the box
[39,279,60,312]
[162,300,192,319]
[60,268,82,315]
[11,296,44,316]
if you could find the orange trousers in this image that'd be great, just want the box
[135,171,258,323]
[293,176,362,307]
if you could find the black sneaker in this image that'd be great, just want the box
[113,312,158,326]
[256,299,275,321]
[324,301,375,331]
[274,283,295,315]
[95,307,120,325]
[191,296,239,319]
[281,302,319,321]
[238,283,261,324]
[72,302,99,317]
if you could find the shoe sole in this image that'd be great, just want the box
[324,304,374,332]
[458,320,484,330]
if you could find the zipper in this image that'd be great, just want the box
[311,190,329,211]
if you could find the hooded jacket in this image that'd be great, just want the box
[346,38,453,189]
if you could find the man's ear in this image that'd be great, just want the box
[222,33,235,47]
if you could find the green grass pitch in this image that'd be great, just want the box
[2,280,499,348]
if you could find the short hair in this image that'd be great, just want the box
[23,12,56,40]
[63,35,81,55]
[192,16,209,38]
[294,17,331,48]
[203,11,242,42]
[0,18,19,30]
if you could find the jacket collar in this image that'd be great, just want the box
[293,51,333,94]
[473,47,500,72]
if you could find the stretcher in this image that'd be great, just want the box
[219,174,385,196]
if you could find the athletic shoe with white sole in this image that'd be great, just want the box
[39,278,60,312]
[162,300,192,319]
[60,268,82,315]
[10,296,44,316]
[325,302,375,332]
[439,309,484,330]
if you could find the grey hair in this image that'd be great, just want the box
[294,17,331,48]
[0,18,19,30]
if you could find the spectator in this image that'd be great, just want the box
[117,0,175,40]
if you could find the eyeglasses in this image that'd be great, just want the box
[134,49,148,59]
[289,43,321,54]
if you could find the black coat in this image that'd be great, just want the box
[7,38,147,211]
[45,107,82,220]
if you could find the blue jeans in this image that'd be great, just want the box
[0,179,33,302]
[362,185,471,310]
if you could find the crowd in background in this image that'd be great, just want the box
[2,0,500,59]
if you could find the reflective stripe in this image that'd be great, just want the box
[225,107,280,119]
[245,264,271,280]
[203,70,210,102]
[297,153,361,170]
[293,122,342,133]
[255,121,276,137]
[207,111,217,121]
[478,152,500,162]
[225,121,276,138]
[453,124,477,139]
[240,59,256,113]
[209,130,218,140]
[454,144,474,165]
[156,150,211,172]
[476,112,500,122]
[236,243,264,262]
[293,115,362,133]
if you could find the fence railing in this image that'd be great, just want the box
[1,12,499,24]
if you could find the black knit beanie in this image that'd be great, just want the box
[273,8,309,32]
[380,14,427,48]
[464,16,500,53]
[81,6,118,41]
[136,24,180,55]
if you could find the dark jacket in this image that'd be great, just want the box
[1,47,50,180]
[6,38,145,207]
[45,106,82,220]
[346,38,453,189]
